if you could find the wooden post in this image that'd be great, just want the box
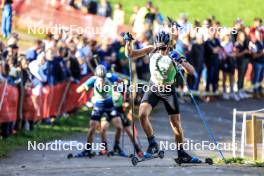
[240,113,246,158]
[252,114,257,160]
[232,109,237,157]
[262,120,264,161]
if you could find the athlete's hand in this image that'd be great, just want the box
[169,51,185,64]
[121,32,134,42]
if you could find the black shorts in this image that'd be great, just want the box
[116,107,131,127]
[91,99,119,122]
[141,82,180,115]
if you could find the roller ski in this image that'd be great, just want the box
[67,150,96,159]
[131,142,164,166]
[174,157,213,166]
[174,149,213,165]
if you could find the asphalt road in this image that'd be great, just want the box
[1,98,264,176]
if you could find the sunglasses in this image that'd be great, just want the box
[159,46,168,51]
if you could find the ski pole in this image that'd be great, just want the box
[177,68,226,162]
[127,54,136,155]
[57,81,71,116]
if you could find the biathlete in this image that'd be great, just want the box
[76,65,124,157]
[86,70,144,157]
[109,79,144,157]
[124,30,201,163]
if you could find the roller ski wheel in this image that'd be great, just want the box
[67,153,73,159]
[131,155,139,166]
[158,151,165,159]
[205,157,213,165]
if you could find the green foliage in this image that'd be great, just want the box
[109,0,264,26]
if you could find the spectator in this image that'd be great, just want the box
[0,41,5,59]
[44,49,65,85]
[28,52,47,117]
[16,55,33,131]
[132,5,148,38]
[6,55,19,85]
[249,30,264,98]
[189,34,205,91]
[145,1,155,25]
[250,18,263,38]
[0,60,7,80]
[97,39,115,71]
[87,0,98,15]
[1,0,13,38]
[66,42,81,80]
[234,31,251,98]
[177,13,192,38]
[204,31,221,95]
[26,40,43,62]
[113,3,125,26]
[221,34,238,100]
[3,37,19,64]
[129,5,139,25]
[75,50,89,78]
[76,37,94,73]
[97,0,112,17]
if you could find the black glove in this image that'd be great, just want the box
[121,32,134,42]
[167,16,182,29]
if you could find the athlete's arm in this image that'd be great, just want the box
[181,61,196,76]
[76,84,88,93]
[170,51,196,76]
[125,41,154,60]
[76,76,96,93]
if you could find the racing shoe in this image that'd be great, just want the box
[144,142,159,158]
[76,149,96,158]
[113,144,127,157]
[178,149,202,163]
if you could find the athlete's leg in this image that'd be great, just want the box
[124,126,134,143]
[87,120,100,144]
[139,102,153,138]
[100,118,110,154]
[76,119,99,157]
[111,117,123,145]
[123,126,143,156]
[139,102,160,155]
[100,119,109,144]
[169,114,184,145]
[169,114,199,162]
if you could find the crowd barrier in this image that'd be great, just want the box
[13,0,131,39]
[0,75,93,124]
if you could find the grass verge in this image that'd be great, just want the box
[214,157,264,167]
[0,109,90,158]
